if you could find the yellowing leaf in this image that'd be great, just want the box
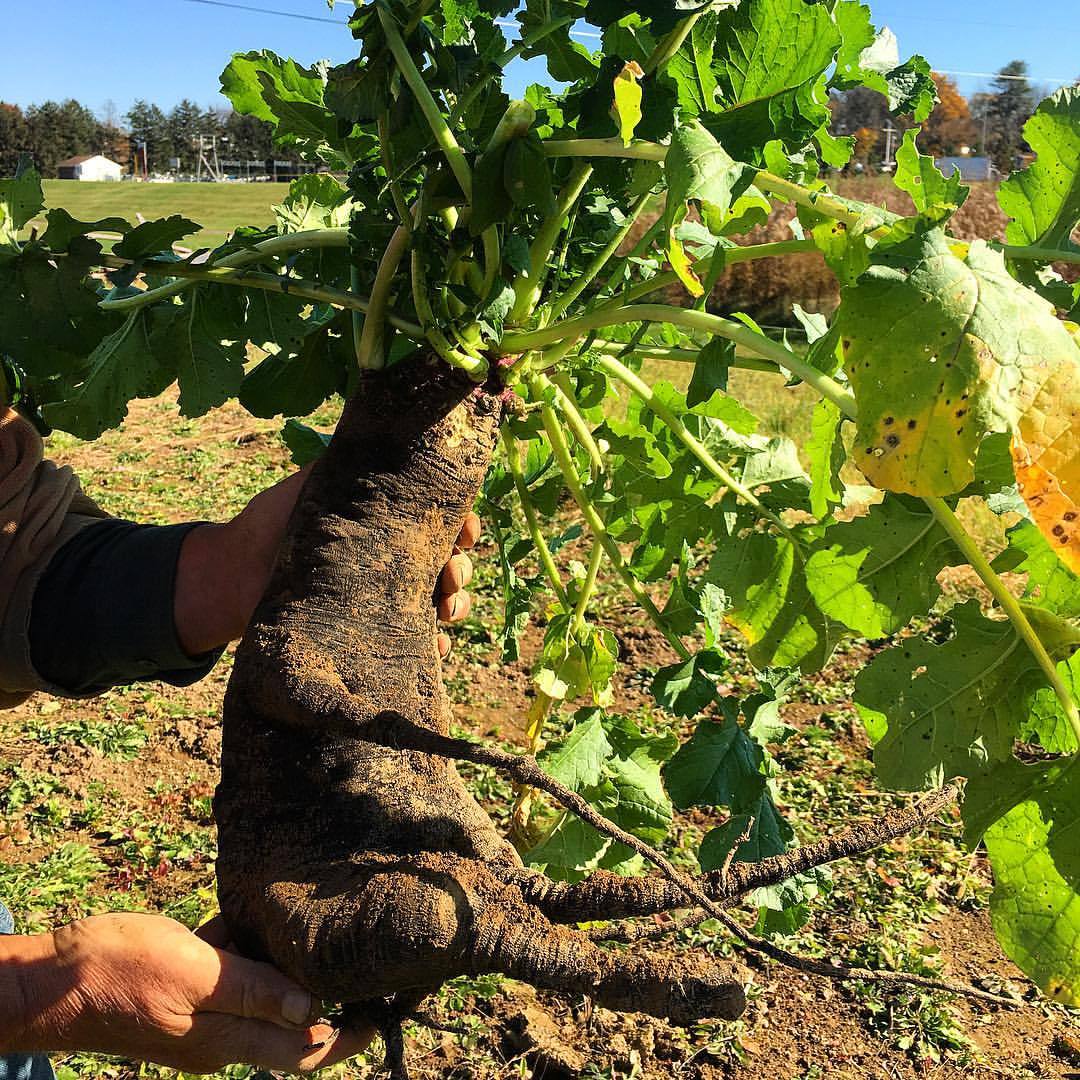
[612,60,644,148]
[1012,441,1080,574]
[839,231,1080,499]
[668,232,704,297]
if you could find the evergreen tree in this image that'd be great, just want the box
[126,99,171,175]
[0,104,30,174]
[985,60,1035,172]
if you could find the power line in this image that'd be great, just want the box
[182,0,341,24]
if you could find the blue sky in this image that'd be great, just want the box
[3,0,1078,119]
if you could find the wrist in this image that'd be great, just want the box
[0,931,65,1052]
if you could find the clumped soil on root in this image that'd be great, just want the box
[213,355,746,1037]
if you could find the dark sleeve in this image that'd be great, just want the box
[28,519,225,695]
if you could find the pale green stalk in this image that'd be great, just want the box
[1000,245,1080,265]
[410,247,487,377]
[587,340,777,374]
[512,162,594,321]
[501,427,568,607]
[503,303,858,415]
[99,229,350,312]
[537,389,689,659]
[572,541,605,635]
[597,352,799,544]
[378,5,474,202]
[547,191,652,320]
[546,372,605,476]
[606,239,819,308]
[357,222,413,369]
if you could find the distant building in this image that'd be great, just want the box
[935,156,995,182]
[56,154,123,181]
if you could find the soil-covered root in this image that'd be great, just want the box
[214,356,746,1049]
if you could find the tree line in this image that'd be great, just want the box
[833,61,1060,174]
[0,60,1064,182]
[0,98,275,178]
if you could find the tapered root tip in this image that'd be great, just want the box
[661,974,747,1024]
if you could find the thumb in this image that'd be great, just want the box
[198,948,318,1029]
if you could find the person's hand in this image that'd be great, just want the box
[174,464,481,658]
[17,913,371,1073]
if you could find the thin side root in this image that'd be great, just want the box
[366,716,1017,1010]
[715,910,1021,1009]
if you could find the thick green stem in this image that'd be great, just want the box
[538,389,689,659]
[357,222,412,370]
[597,353,799,544]
[543,138,667,162]
[548,191,652,320]
[378,4,474,202]
[503,303,857,415]
[99,229,350,312]
[643,12,703,74]
[927,498,1080,747]
[511,162,594,321]
[1000,244,1080,265]
[545,372,605,476]
[102,262,424,339]
[572,541,605,635]
[502,427,568,607]
[588,340,777,373]
[608,239,820,308]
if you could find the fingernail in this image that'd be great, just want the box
[282,990,312,1025]
[450,596,459,618]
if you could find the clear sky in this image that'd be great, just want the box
[3,0,1078,120]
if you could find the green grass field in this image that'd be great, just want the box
[31,179,293,250]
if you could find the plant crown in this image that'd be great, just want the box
[4,0,1080,1005]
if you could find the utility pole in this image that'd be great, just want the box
[883,123,896,170]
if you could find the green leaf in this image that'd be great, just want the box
[894,128,968,218]
[665,713,767,811]
[839,230,1080,497]
[151,285,247,418]
[113,216,201,260]
[994,521,1080,619]
[984,766,1080,1006]
[651,649,726,718]
[998,87,1080,251]
[686,338,733,408]
[221,50,335,146]
[707,530,837,672]
[44,310,175,439]
[0,158,43,246]
[538,710,612,791]
[854,600,1067,788]
[282,419,332,466]
[805,496,958,638]
[503,133,555,213]
[274,174,353,232]
[40,209,131,253]
[662,122,745,296]
[805,397,845,519]
[664,11,719,117]
[238,324,343,418]
[703,0,842,162]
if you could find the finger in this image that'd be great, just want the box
[439,553,473,595]
[184,1016,374,1074]
[437,632,452,660]
[193,915,231,949]
[456,512,481,550]
[437,589,471,623]
[197,948,317,1029]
